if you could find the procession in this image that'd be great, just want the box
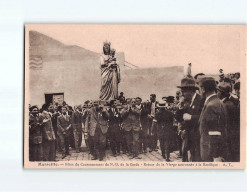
[28,41,241,163]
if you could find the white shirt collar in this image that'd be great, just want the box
[221,97,227,102]
[205,93,216,105]
[190,93,197,107]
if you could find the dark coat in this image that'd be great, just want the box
[222,97,240,161]
[183,93,204,138]
[155,109,174,138]
[71,111,82,131]
[51,112,60,134]
[146,101,159,116]
[29,114,43,145]
[199,94,228,161]
[140,103,149,131]
[108,107,121,131]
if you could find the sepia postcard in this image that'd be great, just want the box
[24,24,246,169]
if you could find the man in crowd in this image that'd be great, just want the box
[57,106,71,159]
[234,72,240,84]
[71,105,83,153]
[85,100,109,161]
[66,106,75,150]
[137,97,148,154]
[199,77,228,162]
[178,78,204,162]
[147,94,159,152]
[118,92,126,104]
[50,105,60,152]
[234,82,240,101]
[29,106,43,161]
[108,100,121,157]
[217,82,240,162]
[219,72,225,83]
[155,100,174,161]
[40,104,56,161]
[120,98,142,159]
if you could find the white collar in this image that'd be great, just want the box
[205,93,216,105]
[190,93,197,107]
[221,97,227,102]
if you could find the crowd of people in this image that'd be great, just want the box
[29,70,240,162]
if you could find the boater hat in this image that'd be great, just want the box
[177,78,198,89]
[157,100,167,108]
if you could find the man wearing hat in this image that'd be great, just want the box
[29,106,43,161]
[85,100,110,161]
[155,100,174,161]
[177,78,204,162]
[71,105,83,153]
[199,77,228,162]
[217,82,239,162]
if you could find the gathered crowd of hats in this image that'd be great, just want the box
[29,65,240,162]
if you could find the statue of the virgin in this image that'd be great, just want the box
[99,41,120,100]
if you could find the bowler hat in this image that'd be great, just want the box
[177,78,198,89]
[217,82,231,94]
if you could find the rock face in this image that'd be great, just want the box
[28,31,183,106]
[120,66,184,100]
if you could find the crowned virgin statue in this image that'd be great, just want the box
[99,41,120,100]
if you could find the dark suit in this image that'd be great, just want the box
[199,94,228,162]
[140,103,149,152]
[155,109,174,160]
[108,108,121,155]
[29,114,43,161]
[85,107,109,160]
[57,114,71,155]
[183,93,204,162]
[71,111,83,151]
[222,97,240,162]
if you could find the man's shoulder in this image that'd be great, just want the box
[223,98,236,108]
[229,96,240,106]
[206,96,222,111]
[29,114,35,120]
[57,115,63,120]
[39,114,45,120]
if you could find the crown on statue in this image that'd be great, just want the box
[103,40,111,46]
